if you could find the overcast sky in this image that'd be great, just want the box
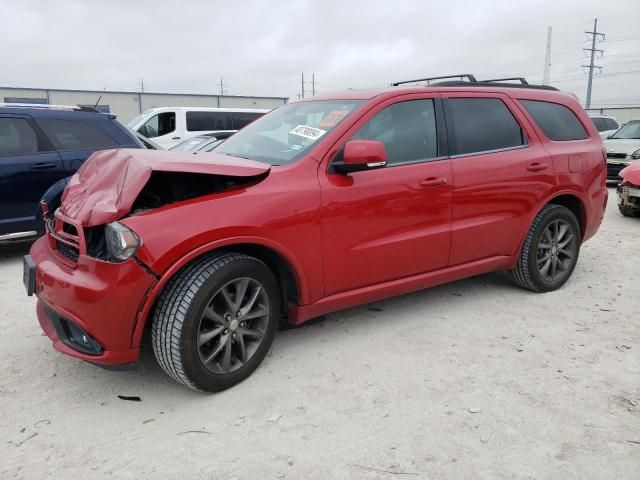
[1,0,639,107]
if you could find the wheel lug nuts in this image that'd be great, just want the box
[223,329,228,334]
[232,333,237,338]
[237,312,241,317]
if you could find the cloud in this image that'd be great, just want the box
[1,0,638,106]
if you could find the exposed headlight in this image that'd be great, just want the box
[105,222,141,261]
[631,149,640,160]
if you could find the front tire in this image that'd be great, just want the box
[511,205,581,293]
[152,252,280,392]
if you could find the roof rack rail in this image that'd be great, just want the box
[392,74,477,86]
[0,103,104,112]
[392,74,559,91]
[481,77,529,85]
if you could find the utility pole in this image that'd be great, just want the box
[301,73,305,99]
[312,73,316,96]
[543,26,552,85]
[140,78,144,93]
[219,77,226,96]
[583,18,605,109]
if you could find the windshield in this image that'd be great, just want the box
[610,121,640,139]
[170,136,209,151]
[215,100,363,165]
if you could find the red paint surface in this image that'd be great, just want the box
[31,85,607,367]
[620,162,640,185]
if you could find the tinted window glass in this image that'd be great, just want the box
[591,117,607,132]
[36,119,118,150]
[352,99,438,164]
[186,111,233,131]
[605,118,619,130]
[447,98,525,155]
[0,118,41,156]
[138,112,176,138]
[610,120,640,139]
[521,100,588,141]
[232,112,264,129]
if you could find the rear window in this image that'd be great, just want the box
[186,111,264,132]
[520,100,588,141]
[447,98,525,156]
[36,119,118,150]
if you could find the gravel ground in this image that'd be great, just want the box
[1,189,638,480]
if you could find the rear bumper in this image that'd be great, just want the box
[30,236,156,367]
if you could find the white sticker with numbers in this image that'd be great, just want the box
[289,125,327,141]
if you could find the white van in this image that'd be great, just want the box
[126,107,270,148]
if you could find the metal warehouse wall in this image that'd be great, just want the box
[0,87,288,124]
[586,107,640,124]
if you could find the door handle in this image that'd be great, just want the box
[171,136,181,140]
[30,163,57,170]
[527,163,548,172]
[419,177,447,188]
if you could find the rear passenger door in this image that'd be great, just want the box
[0,115,64,235]
[442,93,555,266]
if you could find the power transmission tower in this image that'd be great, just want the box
[300,73,316,98]
[583,18,605,108]
[543,26,552,85]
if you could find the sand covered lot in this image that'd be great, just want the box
[1,189,638,479]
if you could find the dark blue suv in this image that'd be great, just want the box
[0,104,141,240]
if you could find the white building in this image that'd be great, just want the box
[0,86,288,124]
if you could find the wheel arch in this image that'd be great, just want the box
[546,193,586,238]
[132,239,305,348]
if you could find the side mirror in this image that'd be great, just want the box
[333,140,387,174]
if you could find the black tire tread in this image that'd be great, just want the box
[618,204,640,217]
[511,204,565,293]
[151,252,256,390]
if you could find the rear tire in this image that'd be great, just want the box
[152,252,280,392]
[618,204,640,217]
[511,205,581,293]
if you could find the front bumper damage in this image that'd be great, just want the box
[27,213,157,368]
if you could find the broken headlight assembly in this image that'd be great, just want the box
[104,222,141,262]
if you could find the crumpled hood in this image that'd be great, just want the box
[604,138,640,155]
[59,148,270,226]
[620,161,640,185]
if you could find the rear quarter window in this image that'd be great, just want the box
[36,118,119,150]
[520,100,588,141]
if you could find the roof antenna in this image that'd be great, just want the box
[94,95,102,108]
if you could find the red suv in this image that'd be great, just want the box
[25,75,607,391]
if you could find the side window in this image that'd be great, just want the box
[590,117,607,132]
[447,98,525,156]
[352,99,438,164]
[36,119,119,150]
[138,112,176,138]
[520,100,588,141]
[232,112,264,130]
[0,118,42,156]
[605,118,619,130]
[186,112,233,131]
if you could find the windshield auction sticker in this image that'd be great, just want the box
[289,125,327,141]
[319,109,350,127]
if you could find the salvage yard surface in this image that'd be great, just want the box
[1,190,638,480]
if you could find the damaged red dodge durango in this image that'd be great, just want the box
[25,75,608,391]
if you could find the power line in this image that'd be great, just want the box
[583,18,605,108]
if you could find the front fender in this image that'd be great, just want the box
[35,177,69,227]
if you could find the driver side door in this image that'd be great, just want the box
[319,95,453,296]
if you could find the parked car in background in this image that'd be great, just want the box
[127,107,268,149]
[170,131,236,152]
[617,161,640,217]
[589,114,621,139]
[25,75,607,391]
[0,103,140,241]
[604,118,640,181]
[133,131,163,150]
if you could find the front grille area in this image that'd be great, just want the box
[56,241,79,262]
[607,152,627,159]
